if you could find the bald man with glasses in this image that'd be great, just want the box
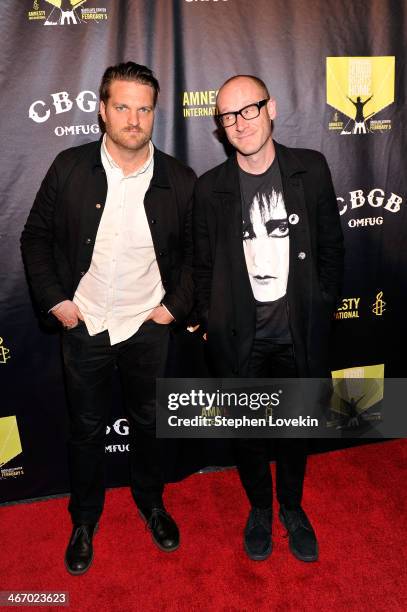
[193,75,344,562]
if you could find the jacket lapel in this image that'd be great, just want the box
[275,140,312,264]
[144,147,171,213]
[213,155,256,335]
[213,154,243,240]
[275,141,310,240]
[274,141,312,336]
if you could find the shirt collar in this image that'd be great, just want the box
[101,134,154,177]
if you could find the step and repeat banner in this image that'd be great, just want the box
[1,0,406,503]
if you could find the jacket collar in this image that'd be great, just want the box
[150,147,171,188]
[213,140,306,194]
[274,141,307,177]
[90,137,104,172]
[91,137,170,188]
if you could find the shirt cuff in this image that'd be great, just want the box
[161,303,176,321]
[48,301,65,314]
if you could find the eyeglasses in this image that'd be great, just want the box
[217,99,269,128]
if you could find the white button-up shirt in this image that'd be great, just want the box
[73,137,165,345]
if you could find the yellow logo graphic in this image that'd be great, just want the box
[372,291,386,316]
[28,0,107,24]
[0,337,10,364]
[46,0,85,7]
[28,0,46,20]
[44,0,87,25]
[330,364,384,428]
[327,57,395,134]
[0,416,22,467]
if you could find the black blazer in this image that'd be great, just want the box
[21,139,196,324]
[193,141,344,377]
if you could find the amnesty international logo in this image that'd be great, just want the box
[27,0,108,25]
[182,90,218,119]
[327,57,395,135]
[372,291,386,316]
[334,297,360,320]
[329,364,384,430]
[0,416,24,478]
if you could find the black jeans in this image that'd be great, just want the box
[62,319,169,524]
[233,341,307,510]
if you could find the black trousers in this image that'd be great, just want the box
[233,341,307,510]
[61,319,169,524]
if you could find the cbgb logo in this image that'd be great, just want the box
[28,90,98,123]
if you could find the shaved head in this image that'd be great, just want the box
[217,75,270,109]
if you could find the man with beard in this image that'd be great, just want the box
[21,62,196,574]
[193,75,343,562]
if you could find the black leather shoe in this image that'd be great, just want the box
[139,507,180,552]
[64,523,97,575]
[279,505,318,562]
[244,507,272,561]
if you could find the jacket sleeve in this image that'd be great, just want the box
[316,155,345,305]
[192,179,213,331]
[20,155,69,314]
[161,166,197,322]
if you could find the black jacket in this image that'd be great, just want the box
[21,139,196,324]
[193,141,344,377]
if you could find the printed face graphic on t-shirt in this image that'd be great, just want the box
[243,189,289,302]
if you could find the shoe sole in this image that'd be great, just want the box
[244,539,272,561]
[138,510,180,552]
[64,523,99,576]
[279,512,318,562]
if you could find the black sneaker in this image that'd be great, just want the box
[244,507,272,561]
[279,505,318,562]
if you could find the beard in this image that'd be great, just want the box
[105,124,152,152]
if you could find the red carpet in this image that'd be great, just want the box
[1,440,406,612]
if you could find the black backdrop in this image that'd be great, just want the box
[1,0,406,503]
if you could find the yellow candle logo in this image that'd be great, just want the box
[0,337,10,364]
[372,291,386,316]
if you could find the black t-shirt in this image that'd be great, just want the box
[239,159,291,342]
